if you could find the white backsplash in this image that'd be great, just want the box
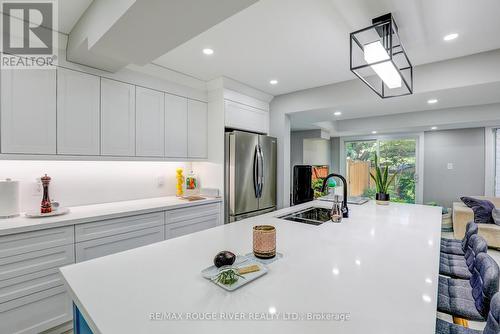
[0,160,192,211]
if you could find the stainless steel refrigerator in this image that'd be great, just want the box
[225,131,277,223]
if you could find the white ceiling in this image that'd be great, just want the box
[58,0,93,34]
[154,0,500,95]
[289,81,500,131]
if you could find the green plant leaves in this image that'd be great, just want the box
[371,152,398,194]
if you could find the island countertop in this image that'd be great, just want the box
[60,200,442,334]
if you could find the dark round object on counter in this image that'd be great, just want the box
[213,251,236,268]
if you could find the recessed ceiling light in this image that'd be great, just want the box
[427,99,438,104]
[202,48,214,55]
[443,33,459,41]
[431,126,438,130]
[333,111,342,116]
[269,79,278,85]
[371,131,377,134]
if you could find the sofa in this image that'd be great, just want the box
[453,196,500,248]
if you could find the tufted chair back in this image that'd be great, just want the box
[470,253,500,318]
[462,222,479,251]
[465,235,488,271]
[483,292,500,334]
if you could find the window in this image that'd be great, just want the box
[345,137,417,203]
[496,129,500,196]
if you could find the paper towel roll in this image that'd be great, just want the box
[0,179,20,218]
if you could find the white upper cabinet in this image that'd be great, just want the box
[100,78,136,156]
[57,68,100,155]
[165,93,188,158]
[136,87,165,157]
[225,100,269,134]
[1,69,56,154]
[188,99,208,159]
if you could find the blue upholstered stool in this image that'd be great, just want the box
[436,291,500,334]
[438,253,500,322]
[441,222,478,256]
[440,235,488,279]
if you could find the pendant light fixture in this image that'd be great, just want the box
[350,13,413,98]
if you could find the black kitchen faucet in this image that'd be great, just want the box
[321,173,349,218]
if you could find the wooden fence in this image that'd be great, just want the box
[347,160,371,196]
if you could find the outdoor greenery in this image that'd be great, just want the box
[347,139,416,204]
[312,178,327,198]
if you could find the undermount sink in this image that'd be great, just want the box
[278,207,332,225]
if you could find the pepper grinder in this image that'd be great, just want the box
[40,174,52,214]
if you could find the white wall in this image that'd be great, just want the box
[0,160,190,212]
[423,128,485,207]
[303,138,330,166]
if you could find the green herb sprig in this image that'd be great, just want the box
[213,268,245,286]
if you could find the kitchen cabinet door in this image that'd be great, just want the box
[100,78,136,156]
[75,212,165,262]
[57,68,100,155]
[225,100,269,134]
[187,99,208,159]
[0,286,72,334]
[1,69,56,154]
[165,93,188,158]
[165,202,221,239]
[136,87,165,157]
[75,226,165,262]
[165,214,219,239]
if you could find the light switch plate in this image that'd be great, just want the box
[447,163,454,170]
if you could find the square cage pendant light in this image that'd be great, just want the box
[350,13,413,98]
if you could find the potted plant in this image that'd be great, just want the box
[370,153,397,205]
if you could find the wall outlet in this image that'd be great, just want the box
[157,176,165,187]
[447,163,454,170]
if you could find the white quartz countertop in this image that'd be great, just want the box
[0,196,222,236]
[60,200,442,334]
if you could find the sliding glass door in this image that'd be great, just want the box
[344,136,419,203]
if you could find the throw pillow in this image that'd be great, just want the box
[461,196,495,224]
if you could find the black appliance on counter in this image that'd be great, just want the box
[292,165,314,205]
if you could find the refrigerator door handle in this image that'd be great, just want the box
[253,145,260,198]
[257,145,264,197]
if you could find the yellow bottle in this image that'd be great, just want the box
[176,168,184,197]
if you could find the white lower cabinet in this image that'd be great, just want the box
[76,226,165,262]
[75,212,165,262]
[165,203,221,239]
[0,286,72,334]
[165,214,219,239]
[0,202,220,333]
[0,227,74,334]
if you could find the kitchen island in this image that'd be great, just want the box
[60,200,442,334]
